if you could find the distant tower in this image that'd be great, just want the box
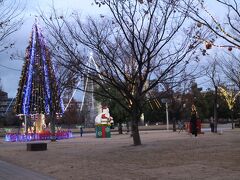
[79,54,102,128]
[82,78,100,127]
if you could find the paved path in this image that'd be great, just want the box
[0,160,55,180]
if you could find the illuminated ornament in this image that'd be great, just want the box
[228,47,232,51]
[197,22,202,28]
[205,42,212,49]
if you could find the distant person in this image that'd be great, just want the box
[210,117,214,133]
[190,105,198,137]
[80,126,83,137]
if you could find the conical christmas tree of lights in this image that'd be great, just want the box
[15,22,64,116]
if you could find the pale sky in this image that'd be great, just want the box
[0,0,108,98]
[0,0,225,98]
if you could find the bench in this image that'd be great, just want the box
[27,143,47,151]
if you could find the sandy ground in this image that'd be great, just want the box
[0,129,240,180]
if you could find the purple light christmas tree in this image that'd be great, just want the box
[11,22,67,141]
[15,22,64,115]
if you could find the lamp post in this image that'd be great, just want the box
[161,98,170,131]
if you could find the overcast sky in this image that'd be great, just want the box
[0,0,224,98]
[0,0,108,98]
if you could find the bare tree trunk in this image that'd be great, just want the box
[173,117,176,132]
[131,107,141,146]
[231,110,234,129]
[214,86,218,133]
[131,119,141,146]
[118,123,123,134]
[126,122,130,134]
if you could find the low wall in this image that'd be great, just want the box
[0,123,235,137]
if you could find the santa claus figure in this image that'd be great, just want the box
[95,105,114,126]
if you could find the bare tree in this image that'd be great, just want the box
[218,52,240,90]
[0,0,24,53]
[183,0,240,129]
[206,57,221,132]
[217,51,240,128]
[185,0,240,50]
[41,0,206,145]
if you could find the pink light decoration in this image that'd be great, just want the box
[5,130,72,142]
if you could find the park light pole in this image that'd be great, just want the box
[161,98,170,131]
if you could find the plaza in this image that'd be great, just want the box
[0,1,240,179]
[0,129,240,180]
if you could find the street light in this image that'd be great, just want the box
[161,98,171,131]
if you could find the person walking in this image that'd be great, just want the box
[190,105,198,137]
[80,126,83,137]
[210,117,214,133]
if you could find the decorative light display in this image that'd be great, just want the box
[5,130,73,142]
[7,22,69,142]
[218,87,240,110]
[15,22,64,115]
[195,1,239,51]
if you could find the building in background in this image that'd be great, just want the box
[0,90,15,117]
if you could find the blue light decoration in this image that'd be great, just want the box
[22,26,36,114]
[37,25,51,114]
[15,22,65,116]
[11,21,68,142]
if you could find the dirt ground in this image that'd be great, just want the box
[0,129,240,180]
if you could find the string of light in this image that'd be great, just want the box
[218,86,240,110]
[196,0,240,51]
[15,22,64,116]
